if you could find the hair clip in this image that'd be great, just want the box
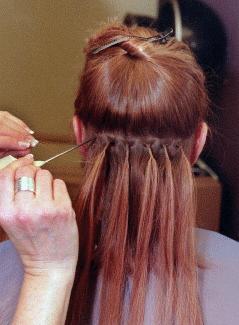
[146,28,174,44]
[91,28,174,55]
[92,36,131,54]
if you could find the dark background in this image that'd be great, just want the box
[203,0,239,240]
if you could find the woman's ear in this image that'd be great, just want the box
[190,122,208,165]
[73,115,87,156]
[72,115,85,144]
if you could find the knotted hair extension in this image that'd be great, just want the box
[128,145,159,324]
[153,145,176,325]
[67,135,204,325]
[148,146,204,325]
[98,140,129,325]
[67,141,109,324]
[171,149,204,325]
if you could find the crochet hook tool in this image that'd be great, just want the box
[0,137,96,169]
[35,137,96,167]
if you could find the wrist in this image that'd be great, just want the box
[24,268,76,285]
[13,267,75,325]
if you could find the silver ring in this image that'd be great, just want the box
[15,176,35,194]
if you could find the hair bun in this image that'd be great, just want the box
[119,41,148,59]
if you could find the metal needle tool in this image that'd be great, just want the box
[35,137,96,167]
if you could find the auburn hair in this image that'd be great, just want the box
[66,23,209,325]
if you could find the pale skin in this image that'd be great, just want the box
[0,111,39,157]
[0,113,208,324]
[0,112,78,324]
[0,156,79,325]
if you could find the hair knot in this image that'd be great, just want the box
[91,133,182,159]
[119,41,148,59]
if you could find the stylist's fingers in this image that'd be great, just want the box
[15,164,37,203]
[0,134,38,158]
[8,113,33,133]
[0,116,29,138]
[0,135,33,151]
[35,169,53,201]
[4,154,34,171]
[53,178,72,206]
[0,154,34,206]
[0,111,38,158]
[0,116,38,144]
[2,117,31,136]
[0,149,31,158]
[54,179,75,223]
[0,111,33,134]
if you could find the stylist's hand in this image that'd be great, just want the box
[0,155,79,278]
[0,111,38,158]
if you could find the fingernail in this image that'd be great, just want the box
[18,141,31,149]
[30,138,39,147]
[25,154,34,159]
[25,128,35,135]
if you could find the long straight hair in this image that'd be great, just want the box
[66,23,209,325]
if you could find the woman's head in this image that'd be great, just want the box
[73,22,209,162]
[67,23,209,325]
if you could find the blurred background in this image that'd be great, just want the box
[0,0,238,240]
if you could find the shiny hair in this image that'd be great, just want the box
[66,23,209,325]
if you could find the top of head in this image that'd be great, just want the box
[75,23,209,140]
